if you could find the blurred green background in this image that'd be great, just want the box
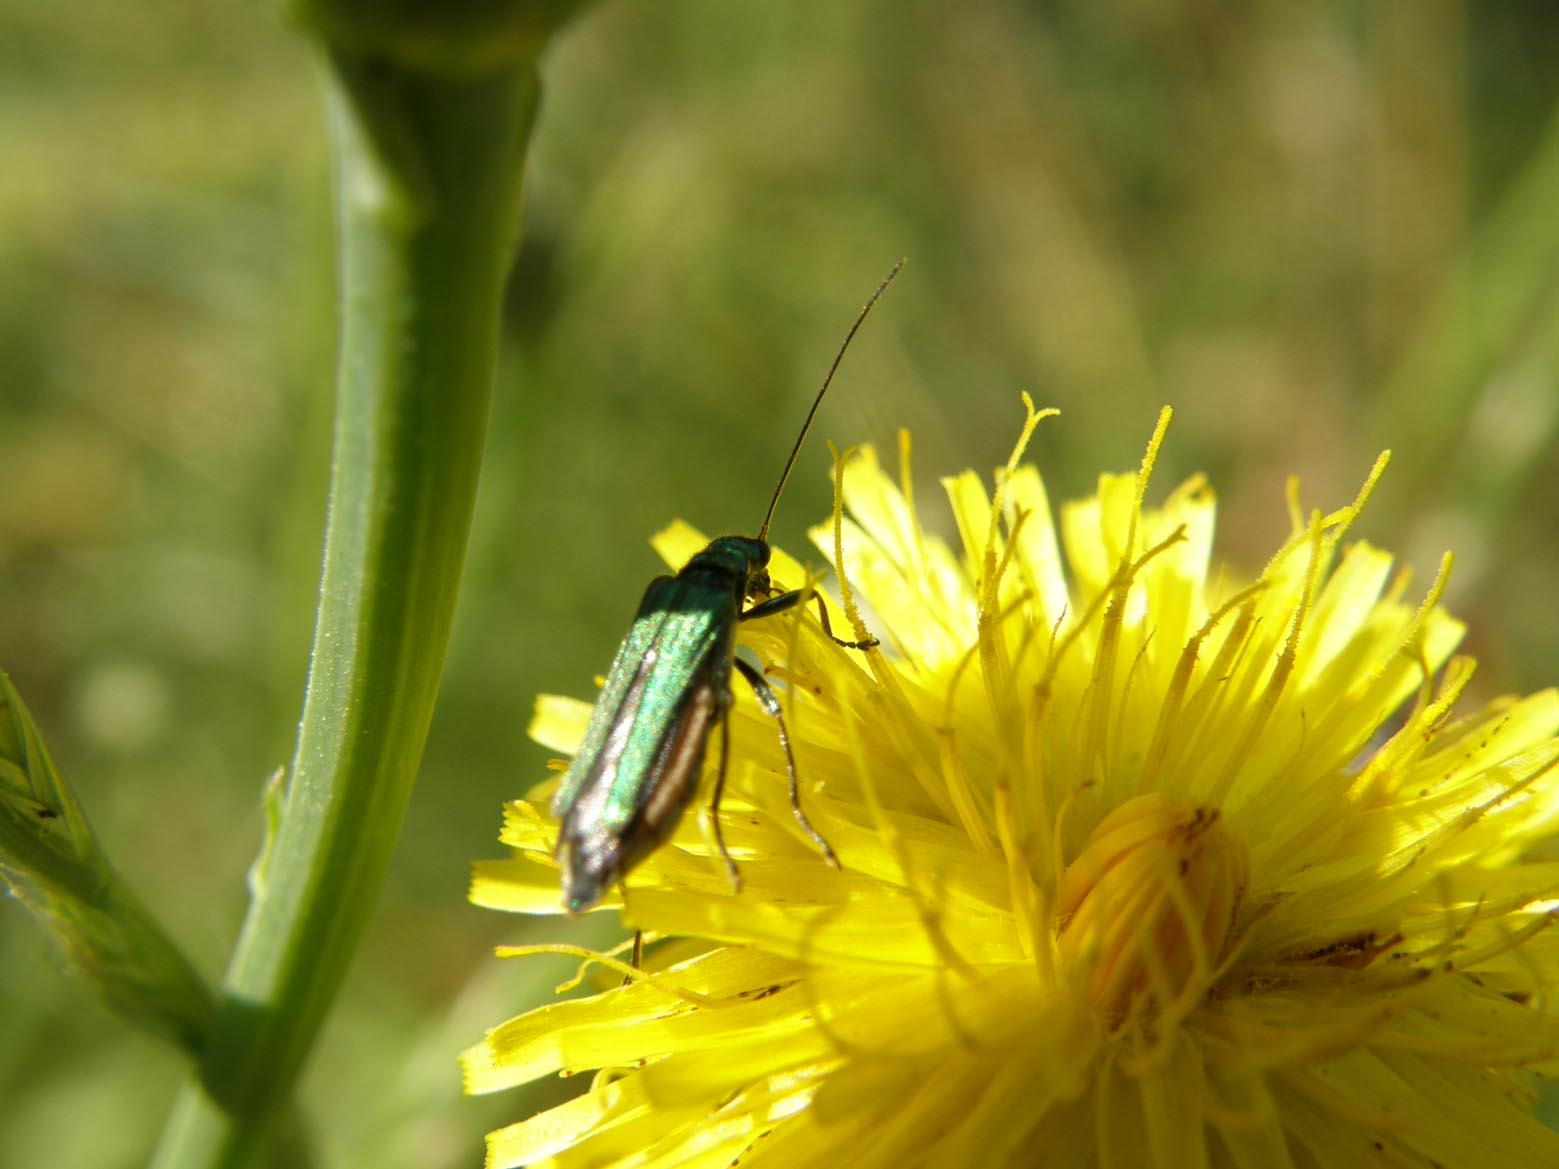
[3,2,1558,1166]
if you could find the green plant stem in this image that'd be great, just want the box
[152,52,537,1169]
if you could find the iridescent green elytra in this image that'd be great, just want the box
[552,262,903,913]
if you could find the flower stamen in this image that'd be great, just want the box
[1057,793,1249,1036]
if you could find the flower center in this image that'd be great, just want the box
[1055,793,1248,1032]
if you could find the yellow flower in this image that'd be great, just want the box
[465,403,1559,1168]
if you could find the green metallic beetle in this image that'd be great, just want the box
[552,262,903,913]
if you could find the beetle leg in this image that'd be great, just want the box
[707,703,742,892]
[614,880,643,985]
[619,927,644,986]
[732,656,840,868]
[806,590,878,650]
[741,588,877,650]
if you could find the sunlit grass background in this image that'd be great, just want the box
[2,3,1558,1166]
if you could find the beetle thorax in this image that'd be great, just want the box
[685,535,772,597]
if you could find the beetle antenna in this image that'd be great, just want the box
[757,258,905,541]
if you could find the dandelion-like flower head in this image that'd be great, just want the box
[466,404,1559,1168]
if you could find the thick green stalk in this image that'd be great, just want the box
[152,53,537,1169]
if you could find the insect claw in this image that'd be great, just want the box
[832,634,878,650]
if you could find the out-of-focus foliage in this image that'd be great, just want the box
[1,2,1556,1166]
